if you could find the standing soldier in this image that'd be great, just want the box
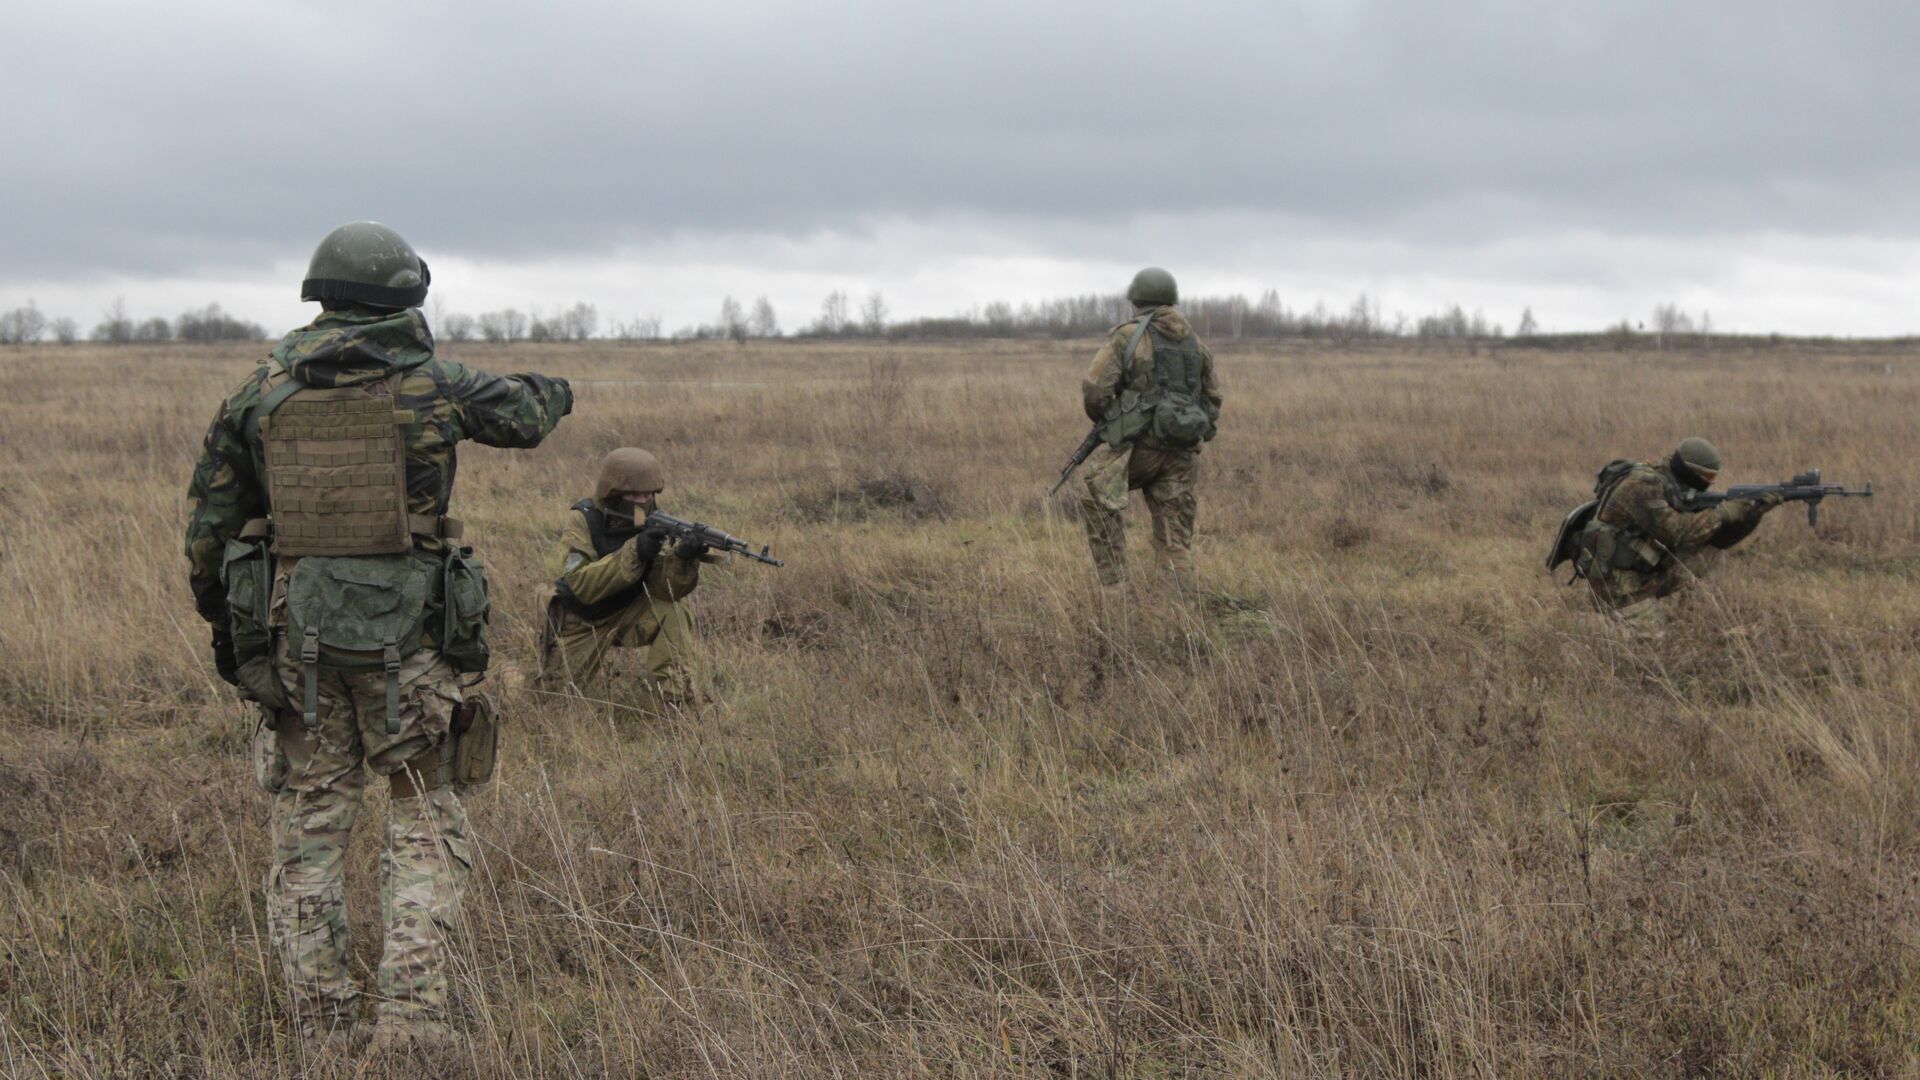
[1079,267,1223,591]
[184,222,573,1058]
[536,447,716,712]
[1569,436,1781,638]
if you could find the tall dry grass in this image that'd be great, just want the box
[1,337,1918,1077]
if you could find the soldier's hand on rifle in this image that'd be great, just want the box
[211,626,241,686]
[1729,491,1784,521]
[674,537,710,561]
[627,526,667,569]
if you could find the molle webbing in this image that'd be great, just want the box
[1148,328,1204,396]
[260,376,414,557]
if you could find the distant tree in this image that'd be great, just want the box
[134,317,173,343]
[478,308,526,343]
[861,291,888,336]
[612,314,663,341]
[982,300,1014,334]
[1651,302,1694,348]
[51,316,78,344]
[1516,307,1539,337]
[560,301,598,341]
[815,290,850,335]
[91,297,134,343]
[0,300,48,345]
[175,302,266,342]
[717,296,747,343]
[749,296,779,338]
[440,312,476,342]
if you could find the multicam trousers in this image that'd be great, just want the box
[1080,444,1198,589]
[1587,548,1725,643]
[536,592,698,713]
[256,640,470,1036]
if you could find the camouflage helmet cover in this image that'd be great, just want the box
[300,221,431,310]
[596,448,665,501]
[1126,266,1178,306]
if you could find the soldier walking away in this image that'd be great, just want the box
[1557,437,1781,640]
[536,448,719,713]
[1079,267,1223,592]
[184,222,573,1060]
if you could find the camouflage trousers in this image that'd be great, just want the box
[1588,548,1725,643]
[536,594,698,713]
[1081,444,1198,589]
[255,641,470,1036]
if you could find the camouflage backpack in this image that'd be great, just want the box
[1099,312,1218,450]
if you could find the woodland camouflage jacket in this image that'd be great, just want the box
[185,308,572,626]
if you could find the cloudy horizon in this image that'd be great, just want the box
[5,1,1916,338]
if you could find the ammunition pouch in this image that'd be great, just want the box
[439,548,492,673]
[451,694,499,787]
[1576,523,1664,577]
[220,538,292,712]
[286,554,435,735]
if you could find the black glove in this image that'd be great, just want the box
[674,537,710,561]
[211,627,241,686]
[629,527,667,569]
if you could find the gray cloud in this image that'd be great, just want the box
[3,0,1915,320]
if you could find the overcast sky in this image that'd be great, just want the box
[4,0,1917,337]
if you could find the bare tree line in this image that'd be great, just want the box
[0,290,1727,347]
[0,298,267,345]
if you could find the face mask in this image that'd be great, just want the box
[1669,453,1714,492]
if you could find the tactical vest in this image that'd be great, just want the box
[255,372,414,557]
[1576,461,1672,577]
[553,499,647,622]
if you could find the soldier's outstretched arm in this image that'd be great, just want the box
[183,393,265,626]
[440,359,574,448]
[1621,473,1730,551]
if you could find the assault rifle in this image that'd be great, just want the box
[1049,427,1104,496]
[1678,469,1872,527]
[642,511,784,566]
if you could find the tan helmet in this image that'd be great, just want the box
[595,448,665,502]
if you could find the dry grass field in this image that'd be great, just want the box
[2,335,1919,1077]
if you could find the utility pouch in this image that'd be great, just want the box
[1150,393,1216,448]
[1100,389,1151,447]
[440,548,493,674]
[451,694,499,786]
[221,539,292,711]
[286,555,434,734]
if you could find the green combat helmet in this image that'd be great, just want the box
[1126,266,1178,307]
[300,221,431,310]
[1671,436,1722,490]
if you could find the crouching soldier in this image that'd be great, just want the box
[537,448,718,713]
[1562,436,1781,640]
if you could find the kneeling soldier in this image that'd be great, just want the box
[1572,436,1781,638]
[538,448,717,712]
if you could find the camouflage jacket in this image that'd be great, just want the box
[1594,463,1734,555]
[185,308,573,626]
[1081,306,1223,435]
